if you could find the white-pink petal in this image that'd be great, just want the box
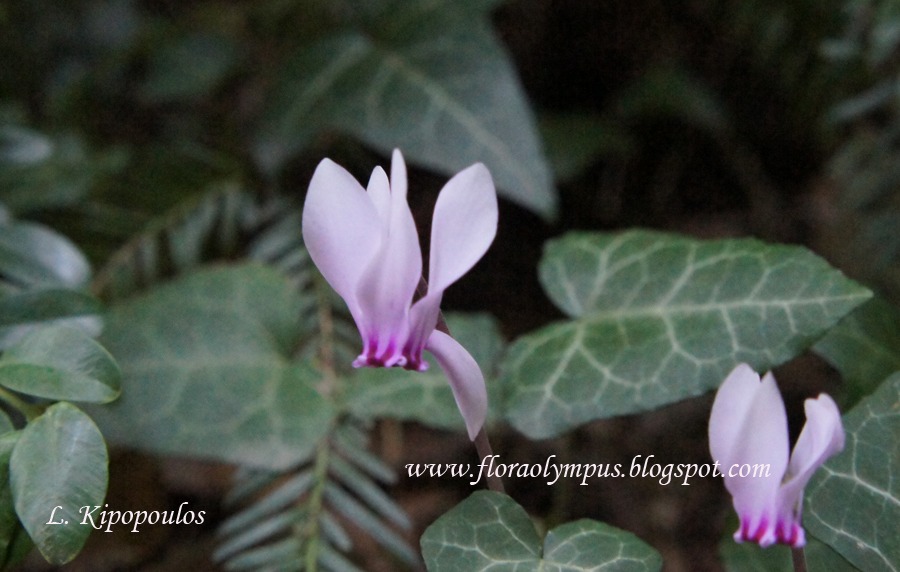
[425,330,488,440]
[780,394,845,513]
[709,366,790,481]
[427,163,497,294]
[302,159,381,317]
[366,166,391,226]
[353,157,422,366]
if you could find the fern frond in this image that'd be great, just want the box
[93,183,302,300]
[216,417,417,571]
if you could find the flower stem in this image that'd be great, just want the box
[792,547,807,572]
[423,278,506,494]
[474,427,506,493]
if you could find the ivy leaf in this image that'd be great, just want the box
[88,264,334,470]
[10,403,107,565]
[804,373,900,572]
[814,297,900,408]
[258,1,555,218]
[0,325,121,403]
[502,231,871,439]
[420,491,661,571]
[346,313,504,433]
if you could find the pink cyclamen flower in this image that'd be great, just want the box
[709,363,844,547]
[301,149,497,440]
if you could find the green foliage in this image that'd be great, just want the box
[421,491,662,571]
[501,230,871,439]
[0,208,119,567]
[0,123,124,214]
[822,0,900,300]
[216,421,415,571]
[0,214,91,290]
[9,403,107,565]
[2,1,898,569]
[89,264,333,470]
[814,297,900,407]
[139,33,243,104]
[804,373,900,572]
[259,1,555,217]
[0,325,120,403]
[87,187,418,568]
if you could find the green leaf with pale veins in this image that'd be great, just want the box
[502,230,871,439]
[0,325,121,403]
[814,298,900,408]
[87,264,334,470]
[346,313,504,433]
[804,373,900,572]
[421,491,661,571]
[10,403,107,565]
[258,1,555,218]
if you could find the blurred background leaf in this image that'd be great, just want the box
[88,264,333,470]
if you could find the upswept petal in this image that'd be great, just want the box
[427,163,497,294]
[390,149,408,201]
[780,394,845,509]
[367,166,391,225]
[354,154,422,366]
[425,330,488,441]
[302,159,381,316]
[710,366,790,479]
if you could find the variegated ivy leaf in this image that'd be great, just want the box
[421,491,661,571]
[502,230,871,439]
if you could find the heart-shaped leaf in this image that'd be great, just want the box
[421,491,661,571]
[502,230,871,438]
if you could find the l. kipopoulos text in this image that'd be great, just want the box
[405,454,773,487]
[46,501,205,533]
